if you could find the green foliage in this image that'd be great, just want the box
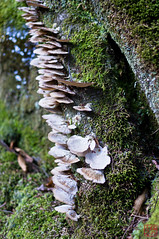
[0,0,25,33]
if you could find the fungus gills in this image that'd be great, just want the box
[18,0,111,221]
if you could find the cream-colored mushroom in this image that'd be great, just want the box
[55,154,80,165]
[48,145,70,158]
[48,123,72,134]
[38,97,58,108]
[68,124,76,130]
[38,69,65,76]
[48,132,68,145]
[36,75,53,82]
[50,91,66,98]
[38,55,57,61]
[89,139,96,151]
[52,175,78,195]
[55,205,81,221]
[54,204,74,213]
[54,97,74,104]
[51,165,70,175]
[26,21,44,27]
[37,43,57,49]
[40,26,59,34]
[45,84,75,95]
[29,35,45,43]
[42,114,66,125]
[46,41,62,48]
[34,48,49,55]
[67,135,91,156]
[39,63,64,70]
[85,146,111,170]
[53,186,75,205]
[77,168,105,184]
[73,103,92,112]
[66,210,81,221]
[48,49,68,55]
[26,1,49,9]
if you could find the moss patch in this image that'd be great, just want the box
[0,101,60,238]
[1,181,70,239]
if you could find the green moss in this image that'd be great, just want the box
[0,0,25,33]
[51,0,159,73]
[0,101,58,237]
[1,178,70,239]
[100,0,159,71]
[70,23,109,89]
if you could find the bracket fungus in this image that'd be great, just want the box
[53,186,75,205]
[48,132,68,145]
[18,0,112,222]
[55,154,80,165]
[52,175,78,195]
[51,164,71,175]
[67,135,96,156]
[54,205,80,221]
[48,145,70,158]
[77,168,106,184]
[85,146,111,170]
[73,103,92,112]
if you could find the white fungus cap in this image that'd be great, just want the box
[54,204,74,213]
[53,186,75,205]
[85,146,111,170]
[50,91,66,98]
[73,103,92,112]
[67,135,96,156]
[54,205,80,221]
[52,175,78,195]
[55,155,80,165]
[51,165,71,175]
[66,210,81,221]
[77,168,105,184]
[48,132,68,145]
[49,145,70,158]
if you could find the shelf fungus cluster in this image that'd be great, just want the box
[17,0,111,221]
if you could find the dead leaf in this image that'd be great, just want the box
[17,155,27,172]
[14,147,33,163]
[10,141,14,149]
[133,189,148,214]
[45,177,54,188]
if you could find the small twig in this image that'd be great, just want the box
[0,209,13,214]
[0,140,18,155]
[121,217,136,239]
[0,202,6,208]
[151,128,159,135]
[131,214,148,220]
